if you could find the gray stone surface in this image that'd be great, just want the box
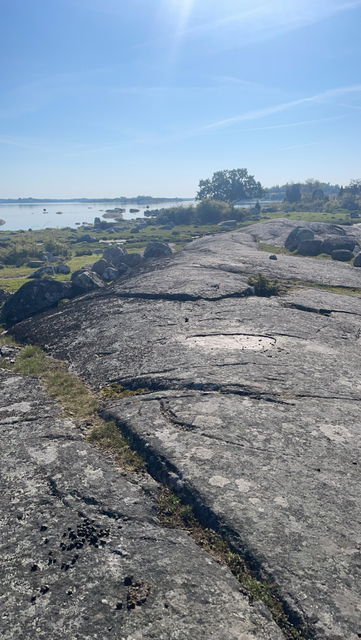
[2,279,73,325]
[0,368,283,640]
[71,269,105,293]
[12,220,361,639]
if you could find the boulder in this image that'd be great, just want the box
[353,252,361,267]
[102,267,119,282]
[269,254,278,260]
[2,279,72,325]
[143,241,172,259]
[0,288,10,304]
[92,258,111,277]
[331,249,353,262]
[55,264,71,274]
[75,234,96,243]
[102,246,126,267]
[297,239,323,256]
[122,253,142,267]
[322,236,357,255]
[29,266,56,278]
[26,260,44,269]
[285,227,314,251]
[71,270,105,293]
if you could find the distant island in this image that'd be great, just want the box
[0,196,192,204]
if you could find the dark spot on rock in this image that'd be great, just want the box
[185,317,189,322]
[30,564,39,572]
[39,585,49,595]
[43,538,49,545]
[124,576,133,586]
[40,525,48,532]
[115,602,123,610]
[126,579,151,610]
[316,468,321,472]
[30,596,37,603]
[67,590,73,596]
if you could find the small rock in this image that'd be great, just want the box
[29,266,56,279]
[269,254,278,260]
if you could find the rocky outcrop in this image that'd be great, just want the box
[0,368,284,640]
[2,279,73,324]
[14,221,361,640]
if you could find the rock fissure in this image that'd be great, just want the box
[102,411,312,640]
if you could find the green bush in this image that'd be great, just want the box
[248,273,285,297]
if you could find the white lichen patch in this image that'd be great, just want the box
[209,475,231,488]
[184,334,275,351]
[319,423,352,444]
[235,478,252,493]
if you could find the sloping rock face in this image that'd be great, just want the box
[13,220,361,640]
[0,368,283,640]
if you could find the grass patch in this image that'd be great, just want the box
[100,383,149,400]
[9,344,145,471]
[248,273,287,297]
[88,421,145,472]
[157,488,305,640]
[258,242,293,255]
[291,281,361,297]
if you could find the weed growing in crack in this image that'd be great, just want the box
[100,383,149,400]
[248,273,287,297]
[157,488,306,640]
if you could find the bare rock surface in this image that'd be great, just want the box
[0,368,283,640]
[12,220,361,639]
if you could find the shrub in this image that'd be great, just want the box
[248,273,285,297]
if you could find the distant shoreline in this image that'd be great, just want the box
[0,197,192,205]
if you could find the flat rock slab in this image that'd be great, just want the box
[0,368,284,640]
[12,220,361,639]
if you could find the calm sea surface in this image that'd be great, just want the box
[0,201,193,231]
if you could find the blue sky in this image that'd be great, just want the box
[0,0,360,197]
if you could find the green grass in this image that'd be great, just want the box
[8,344,145,471]
[261,210,350,224]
